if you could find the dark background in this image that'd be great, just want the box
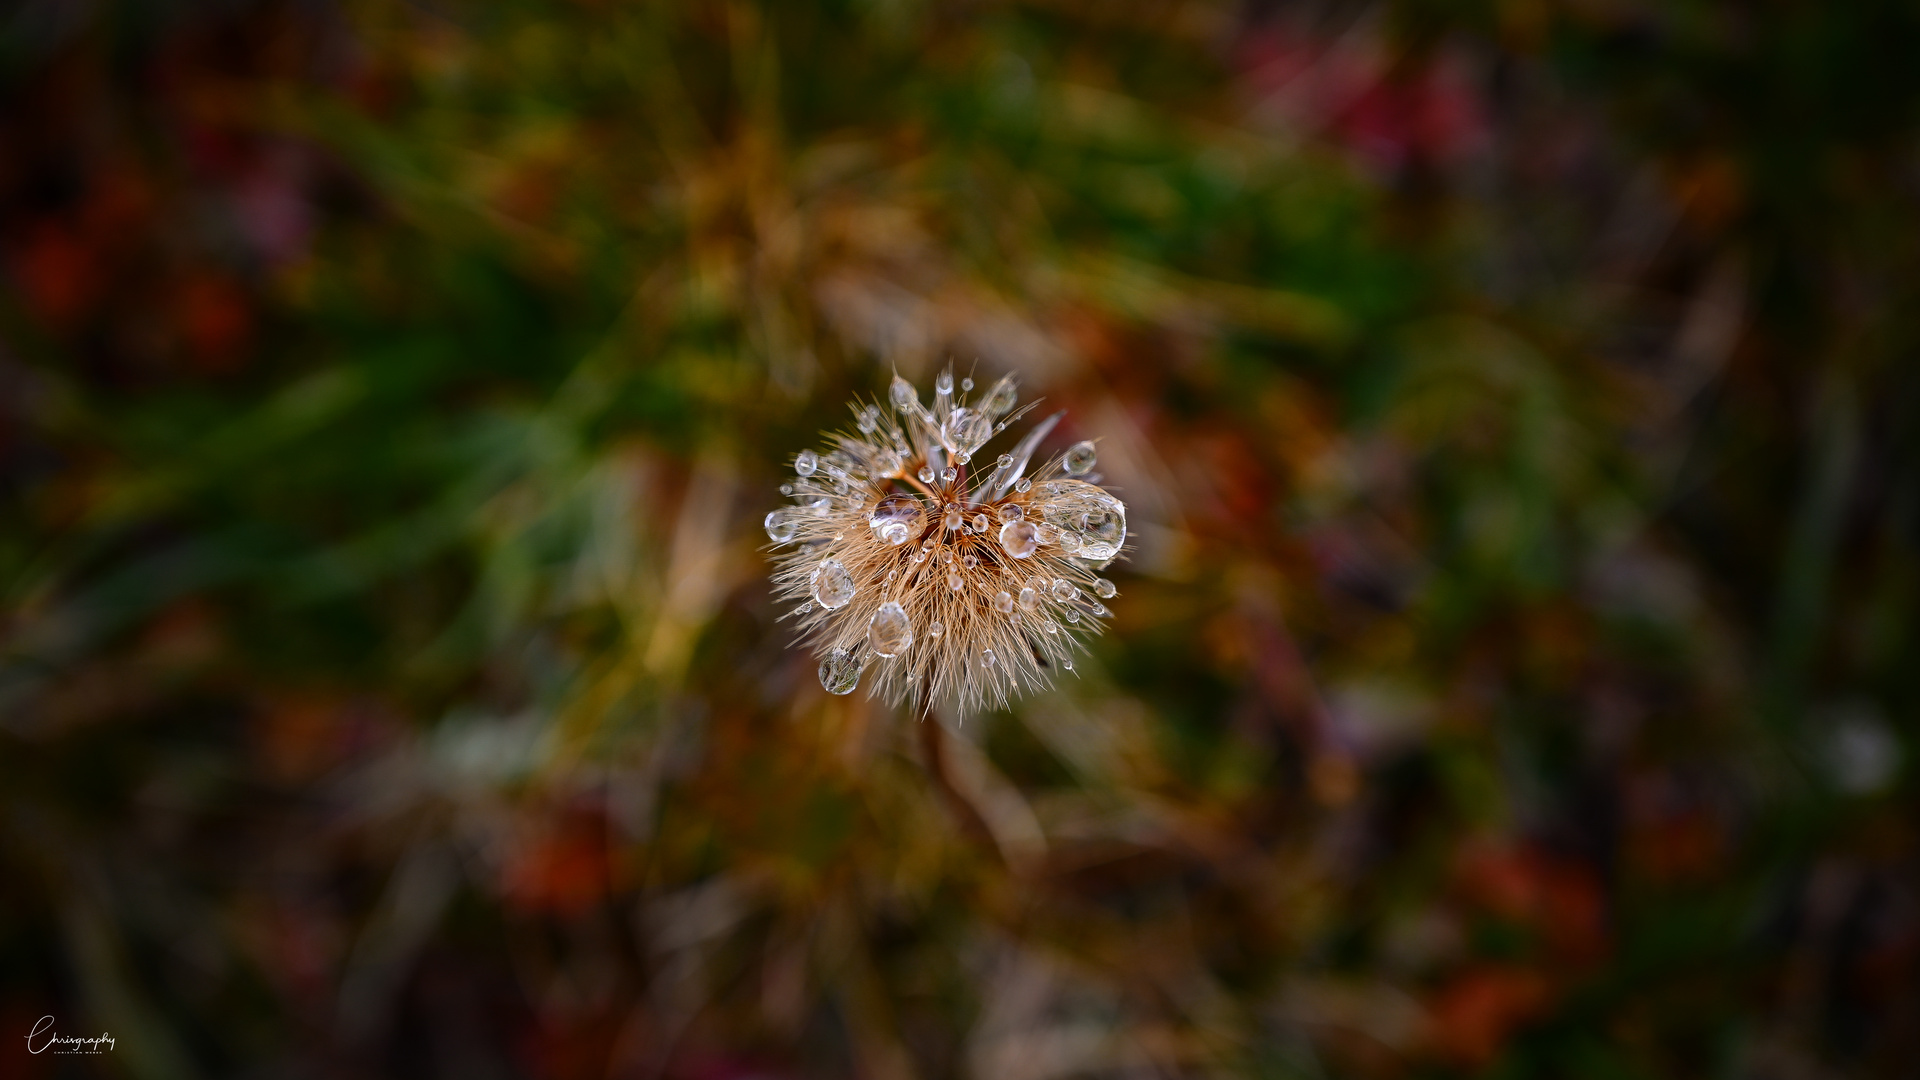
[2,1,1917,1077]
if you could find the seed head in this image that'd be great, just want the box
[766,369,1125,713]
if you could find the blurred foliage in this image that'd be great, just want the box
[1,1,1916,1078]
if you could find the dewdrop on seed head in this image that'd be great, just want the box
[765,368,1127,711]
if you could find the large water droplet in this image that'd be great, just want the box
[943,505,963,530]
[941,407,992,458]
[1062,441,1096,475]
[1064,607,1080,623]
[936,371,954,394]
[998,503,1024,522]
[918,465,935,484]
[868,492,920,546]
[795,449,819,476]
[870,448,902,477]
[1014,478,1031,493]
[765,510,800,543]
[1033,479,1126,560]
[971,513,988,533]
[869,602,913,658]
[980,376,1017,418]
[1051,578,1076,601]
[812,559,857,609]
[941,466,957,485]
[1093,578,1116,599]
[999,520,1039,559]
[890,376,917,411]
[993,590,1014,613]
[1018,587,1038,611]
[819,649,861,694]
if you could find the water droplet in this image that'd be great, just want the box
[929,620,945,637]
[1043,621,1058,634]
[947,571,963,591]
[940,549,954,565]
[962,554,978,569]
[1065,607,1080,623]
[936,371,954,394]
[918,465,936,484]
[869,602,913,657]
[982,648,997,668]
[795,449,819,476]
[1062,657,1074,671]
[1033,479,1126,560]
[765,510,800,543]
[811,559,857,609]
[819,649,860,694]
[912,549,927,563]
[981,376,1017,417]
[943,505,963,530]
[993,590,1014,613]
[1014,478,1032,493]
[1086,600,1109,617]
[779,483,794,496]
[971,513,988,533]
[810,498,831,518]
[890,376,917,410]
[941,466,957,484]
[961,377,974,392]
[1051,578,1076,601]
[887,569,898,582]
[871,448,902,477]
[999,520,1040,559]
[1062,441,1096,475]
[1094,578,1116,598]
[868,492,920,545]
[940,407,992,458]
[1018,587,1038,611]
[998,503,1024,522]
[954,450,971,464]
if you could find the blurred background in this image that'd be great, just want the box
[2,1,1917,1077]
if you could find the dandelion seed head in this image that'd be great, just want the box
[765,367,1128,712]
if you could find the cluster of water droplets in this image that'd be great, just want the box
[767,371,1131,700]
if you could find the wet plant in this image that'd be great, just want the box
[766,369,1125,713]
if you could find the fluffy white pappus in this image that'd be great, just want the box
[764,368,1124,713]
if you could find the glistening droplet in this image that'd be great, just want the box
[918,465,936,484]
[811,560,857,609]
[998,503,1024,522]
[944,505,963,530]
[1062,441,1096,475]
[1018,586,1038,611]
[929,620,944,638]
[890,376,917,410]
[869,492,920,546]
[795,449,819,476]
[765,510,800,543]
[947,571,963,591]
[999,520,1039,559]
[819,649,860,694]
[869,602,913,657]
[993,590,1014,613]
[982,648,997,668]
[1051,578,1076,601]
[936,371,954,394]
[1093,578,1116,598]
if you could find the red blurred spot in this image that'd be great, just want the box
[177,274,252,373]
[1425,965,1551,1067]
[502,808,611,915]
[11,223,96,325]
